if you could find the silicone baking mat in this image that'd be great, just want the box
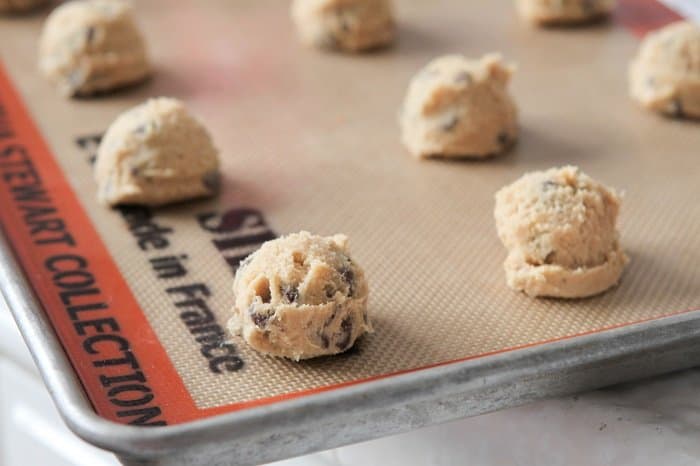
[0,0,698,427]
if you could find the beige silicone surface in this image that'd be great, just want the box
[1,0,699,409]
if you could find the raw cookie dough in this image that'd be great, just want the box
[291,0,395,52]
[516,0,615,25]
[0,0,46,14]
[94,97,220,207]
[629,21,700,119]
[399,53,518,159]
[494,166,628,298]
[229,231,371,360]
[38,0,150,97]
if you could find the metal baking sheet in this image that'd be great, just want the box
[1,0,699,465]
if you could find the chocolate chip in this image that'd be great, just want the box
[251,313,268,327]
[442,115,459,132]
[202,171,221,193]
[339,266,355,297]
[544,251,556,264]
[324,284,336,299]
[282,285,299,303]
[248,305,270,328]
[454,71,472,84]
[337,12,350,32]
[86,27,96,44]
[335,316,353,350]
[497,131,511,147]
[320,334,330,349]
[324,309,338,328]
[668,99,684,118]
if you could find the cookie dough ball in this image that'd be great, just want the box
[0,0,47,14]
[399,54,518,159]
[38,0,150,97]
[94,97,220,207]
[629,21,700,119]
[494,166,628,298]
[229,231,371,360]
[291,0,395,52]
[516,0,615,25]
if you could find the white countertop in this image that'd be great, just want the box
[273,367,700,466]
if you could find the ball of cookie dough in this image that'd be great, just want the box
[291,0,395,52]
[94,97,220,207]
[229,231,371,360]
[516,0,615,25]
[494,166,628,298]
[0,0,46,14]
[629,21,700,119]
[399,54,518,159]
[38,0,150,97]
